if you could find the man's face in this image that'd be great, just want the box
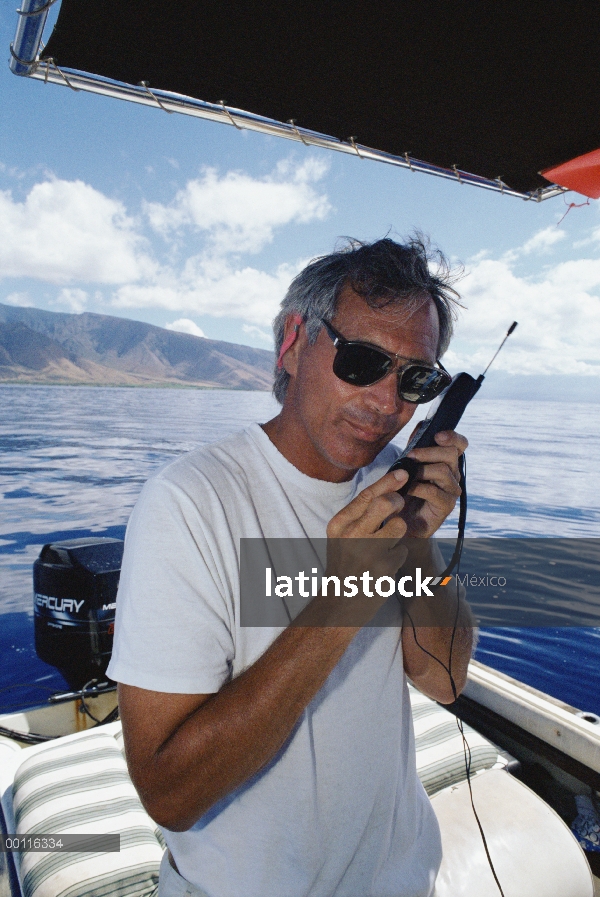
[282,286,441,482]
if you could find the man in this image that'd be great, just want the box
[108,236,473,897]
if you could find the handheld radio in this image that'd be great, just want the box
[389,322,518,495]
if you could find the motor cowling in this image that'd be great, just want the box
[33,537,123,690]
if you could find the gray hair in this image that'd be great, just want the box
[272,236,462,404]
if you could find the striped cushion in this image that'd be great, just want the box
[13,731,162,897]
[409,684,499,796]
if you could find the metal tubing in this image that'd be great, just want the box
[10,0,54,76]
[15,57,566,202]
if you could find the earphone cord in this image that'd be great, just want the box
[402,454,506,897]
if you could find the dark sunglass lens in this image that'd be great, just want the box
[333,344,392,386]
[399,367,449,403]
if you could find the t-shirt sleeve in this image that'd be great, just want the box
[107,472,235,694]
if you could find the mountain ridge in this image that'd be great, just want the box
[0,303,274,390]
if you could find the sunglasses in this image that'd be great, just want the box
[321,319,452,404]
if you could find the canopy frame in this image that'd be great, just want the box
[8,0,569,203]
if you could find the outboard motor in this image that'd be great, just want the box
[33,537,123,690]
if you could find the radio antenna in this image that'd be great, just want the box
[479,321,518,381]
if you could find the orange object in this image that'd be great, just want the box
[542,148,600,199]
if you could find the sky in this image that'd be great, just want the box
[2,6,600,399]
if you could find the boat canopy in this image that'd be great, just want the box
[10,0,600,201]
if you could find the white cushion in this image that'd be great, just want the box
[12,731,162,897]
[431,769,594,897]
[409,683,499,795]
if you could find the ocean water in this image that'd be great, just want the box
[1,385,599,714]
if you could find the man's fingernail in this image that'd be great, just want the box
[393,469,408,481]
[436,432,449,442]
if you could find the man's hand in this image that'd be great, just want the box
[400,429,467,538]
[327,468,409,540]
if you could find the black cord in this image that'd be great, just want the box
[446,453,467,693]
[441,453,467,579]
[0,703,120,744]
[403,454,506,897]
[0,725,55,745]
[0,682,67,742]
[0,679,119,743]
[78,680,121,727]
[95,705,120,726]
[80,680,103,723]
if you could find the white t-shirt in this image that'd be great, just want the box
[108,423,442,897]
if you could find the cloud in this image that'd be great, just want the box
[0,162,330,330]
[243,324,274,344]
[0,178,155,284]
[112,161,330,324]
[521,226,566,255]
[113,259,302,326]
[0,163,27,180]
[4,291,33,307]
[165,318,205,338]
[451,254,600,375]
[144,157,331,254]
[54,288,88,313]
